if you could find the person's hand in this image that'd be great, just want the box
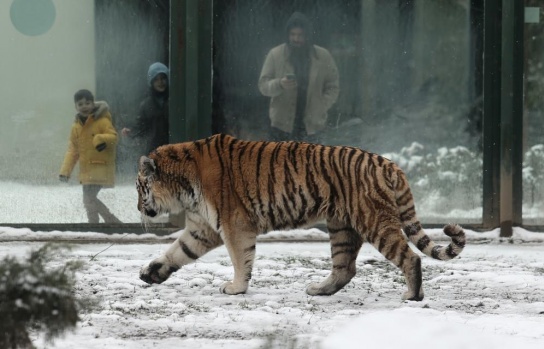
[280,76,297,90]
[96,143,107,152]
[121,127,131,136]
[59,175,69,182]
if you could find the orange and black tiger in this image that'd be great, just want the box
[138,134,465,300]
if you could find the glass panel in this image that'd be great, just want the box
[213,0,483,224]
[0,0,169,224]
[523,1,544,225]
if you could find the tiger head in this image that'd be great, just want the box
[136,149,198,219]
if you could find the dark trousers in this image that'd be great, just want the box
[82,185,121,224]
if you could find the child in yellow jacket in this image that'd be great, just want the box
[59,89,121,223]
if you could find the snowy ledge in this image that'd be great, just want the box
[0,225,542,244]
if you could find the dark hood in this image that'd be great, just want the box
[284,12,314,47]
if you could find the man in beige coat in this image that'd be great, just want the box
[259,12,339,142]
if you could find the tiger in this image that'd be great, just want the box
[138,134,465,301]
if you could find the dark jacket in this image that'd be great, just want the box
[131,90,169,154]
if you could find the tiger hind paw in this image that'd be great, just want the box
[219,281,248,295]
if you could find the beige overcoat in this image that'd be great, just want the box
[258,43,339,135]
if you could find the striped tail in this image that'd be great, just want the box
[394,171,466,260]
[403,221,466,261]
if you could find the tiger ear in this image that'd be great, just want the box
[139,156,156,177]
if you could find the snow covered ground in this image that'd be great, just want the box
[1,226,544,349]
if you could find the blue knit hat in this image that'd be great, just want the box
[147,62,169,86]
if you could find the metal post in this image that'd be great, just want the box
[499,0,524,237]
[169,0,186,143]
[169,0,213,143]
[168,0,213,228]
[481,0,501,229]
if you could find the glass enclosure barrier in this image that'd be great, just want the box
[213,0,483,224]
[1,0,501,226]
[523,1,544,225]
[0,0,168,224]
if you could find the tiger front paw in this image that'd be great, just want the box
[139,262,178,285]
[402,289,424,301]
[306,283,325,296]
[219,281,248,295]
[306,281,341,296]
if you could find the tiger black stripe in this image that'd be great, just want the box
[254,142,268,213]
[403,222,420,237]
[327,226,346,235]
[179,241,199,260]
[246,142,262,213]
[395,243,410,269]
[331,242,358,258]
[344,149,357,203]
[266,180,277,230]
[445,244,458,258]
[166,147,180,161]
[293,188,308,227]
[366,214,382,244]
[319,147,338,215]
[330,148,347,204]
[254,142,266,181]
[244,246,255,283]
[193,139,202,152]
[385,238,402,261]
[400,206,416,222]
[285,142,298,174]
[337,147,348,176]
[237,142,253,214]
[375,184,395,207]
[304,161,318,202]
[280,193,296,224]
[416,235,431,251]
[431,246,441,259]
[268,143,282,184]
[183,149,194,162]
[189,230,213,248]
[283,160,296,195]
[213,136,226,230]
[377,229,397,253]
[275,195,290,228]
[451,238,465,249]
[178,175,195,199]
[397,188,412,206]
[204,136,214,158]
[353,151,366,189]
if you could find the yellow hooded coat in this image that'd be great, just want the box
[59,101,118,186]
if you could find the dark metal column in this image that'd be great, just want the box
[169,0,213,143]
[481,0,501,229]
[168,0,213,228]
[499,0,524,237]
[169,1,186,143]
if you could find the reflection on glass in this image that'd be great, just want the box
[213,0,483,224]
[258,11,340,143]
[523,0,544,225]
[0,1,169,224]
